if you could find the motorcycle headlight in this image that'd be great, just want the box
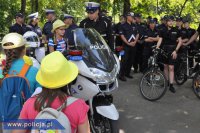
[89,66,117,84]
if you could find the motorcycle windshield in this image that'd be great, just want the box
[73,28,116,72]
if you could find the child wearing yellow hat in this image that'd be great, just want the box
[48,19,67,53]
[16,51,90,133]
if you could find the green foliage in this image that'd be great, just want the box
[0,0,200,33]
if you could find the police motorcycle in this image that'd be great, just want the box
[67,28,120,133]
[23,31,45,67]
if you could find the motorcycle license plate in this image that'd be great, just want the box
[119,50,125,56]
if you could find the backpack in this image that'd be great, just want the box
[31,97,78,133]
[0,63,31,121]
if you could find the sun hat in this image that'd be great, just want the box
[1,33,25,50]
[51,19,66,33]
[36,51,78,89]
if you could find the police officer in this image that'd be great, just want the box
[142,19,159,72]
[27,12,42,38]
[156,16,183,93]
[63,14,78,46]
[157,15,168,32]
[43,9,57,40]
[9,13,28,35]
[176,17,183,30]
[181,19,197,67]
[182,19,196,46]
[185,25,200,47]
[42,9,57,54]
[118,12,139,81]
[133,13,147,73]
[79,2,113,50]
[113,15,126,50]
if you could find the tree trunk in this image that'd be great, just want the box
[21,0,26,14]
[179,0,188,17]
[31,0,34,12]
[35,0,39,12]
[123,0,130,15]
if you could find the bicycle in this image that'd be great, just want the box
[175,46,200,85]
[139,46,168,101]
[191,51,200,99]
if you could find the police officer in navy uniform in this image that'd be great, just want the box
[176,17,183,30]
[157,15,168,33]
[182,19,196,46]
[142,19,159,72]
[113,15,126,52]
[181,19,197,67]
[79,2,113,50]
[156,16,183,93]
[42,9,57,54]
[118,12,139,81]
[27,12,42,38]
[9,13,28,35]
[63,14,78,46]
[184,10,200,47]
[43,9,57,40]
[133,13,147,73]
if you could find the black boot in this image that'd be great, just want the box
[169,84,176,93]
[119,75,127,81]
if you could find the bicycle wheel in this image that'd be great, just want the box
[193,71,200,99]
[140,68,168,101]
[175,62,187,85]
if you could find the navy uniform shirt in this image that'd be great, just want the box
[42,19,57,39]
[118,22,138,45]
[114,22,124,46]
[9,23,28,35]
[136,23,147,40]
[159,26,181,46]
[79,17,113,49]
[27,24,42,37]
[156,23,166,34]
[64,24,78,46]
[180,27,196,39]
[144,28,159,47]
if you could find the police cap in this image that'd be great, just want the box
[45,9,55,15]
[176,17,183,22]
[134,13,142,18]
[85,2,100,14]
[15,13,24,18]
[126,12,134,17]
[63,14,73,20]
[28,12,39,20]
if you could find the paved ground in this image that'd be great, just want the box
[113,72,200,133]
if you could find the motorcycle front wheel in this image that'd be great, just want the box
[89,114,119,133]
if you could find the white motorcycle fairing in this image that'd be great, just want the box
[113,54,120,74]
[96,104,119,120]
[70,75,99,101]
[35,47,45,63]
[30,57,40,69]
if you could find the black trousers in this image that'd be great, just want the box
[133,43,143,72]
[142,47,153,72]
[120,45,136,77]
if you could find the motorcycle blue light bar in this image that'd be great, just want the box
[69,56,83,61]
